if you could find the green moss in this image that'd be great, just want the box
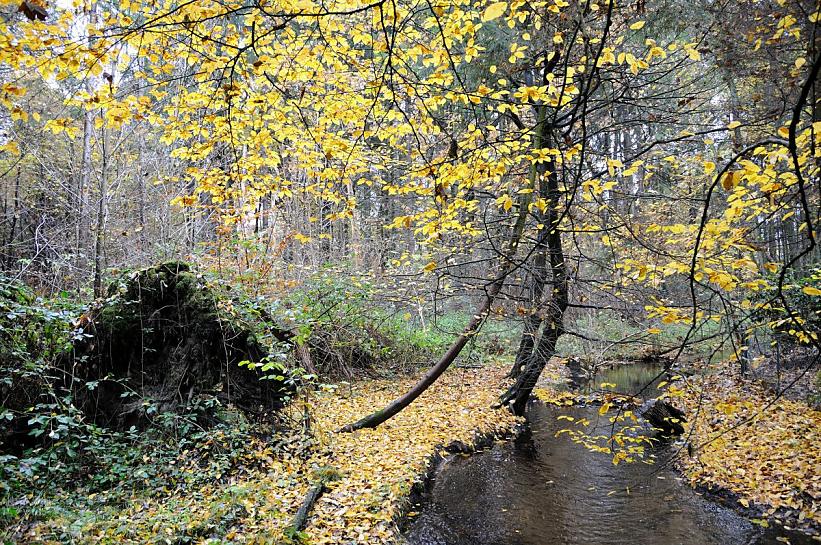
[313,465,343,483]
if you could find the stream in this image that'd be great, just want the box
[403,363,815,545]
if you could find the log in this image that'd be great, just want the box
[287,482,325,537]
[641,400,686,435]
[285,468,341,539]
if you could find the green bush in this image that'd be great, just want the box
[272,270,517,376]
[0,272,296,540]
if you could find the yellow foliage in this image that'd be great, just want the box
[677,371,821,526]
[721,171,739,191]
[27,365,518,543]
[481,1,507,22]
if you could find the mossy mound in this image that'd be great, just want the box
[71,262,290,429]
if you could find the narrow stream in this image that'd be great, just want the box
[404,364,815,545]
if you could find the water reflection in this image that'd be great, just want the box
[403,364,814,545]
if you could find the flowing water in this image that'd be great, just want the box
[403,364,816,545]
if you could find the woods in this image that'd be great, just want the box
[1,0,819,542]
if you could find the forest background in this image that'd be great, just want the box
[0,0,819,541]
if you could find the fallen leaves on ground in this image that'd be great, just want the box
[22,363,517,543]
[675,368,821,528]
[305,363,518,544]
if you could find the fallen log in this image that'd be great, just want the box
[641,399,686,435]
[285,467,342,540]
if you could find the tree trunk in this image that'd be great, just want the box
[2,168,21,271]
[346,179,363,269]
[509,107,550,379]
[503,311,563,415]
[78,83,93,280]
[510,288,543,378]
[93,119,109,297]
[137,135,146,254]
[500,127,569,416]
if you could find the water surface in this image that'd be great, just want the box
[404,364,814,545]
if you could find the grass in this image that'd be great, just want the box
[556,309,723,363]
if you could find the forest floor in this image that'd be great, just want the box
[11,355,819,542]
[19,362,518,544]
[676,364,821,532]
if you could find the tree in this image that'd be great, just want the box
[0,0,817,428]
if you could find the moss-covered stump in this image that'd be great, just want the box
[71,262,291,429]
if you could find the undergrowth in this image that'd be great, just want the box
[1,266,515,542]
[266,269,516,376]
[556,308,723,363]
[0,271,292,540]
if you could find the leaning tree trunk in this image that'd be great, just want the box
[499,124,569,416]
[500,0,616,410]
[340,268,510,432]
[341,142,538,432]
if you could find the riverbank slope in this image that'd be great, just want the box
[16,363,517,543]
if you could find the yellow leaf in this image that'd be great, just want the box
[703,161,715,174]
[647,328,662,334]
[801,286,821,296]
[629,21,646,30]
[607,158,623,177]
[795,57,806,69]
[0,141,20,155]
[720,171,737,191]
[423,261,437,273]
[727,121,741,129]
[497,194,513,211]
[481,2,507,22]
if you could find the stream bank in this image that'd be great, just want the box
[403,362,818,545]
[13,363,518,543]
